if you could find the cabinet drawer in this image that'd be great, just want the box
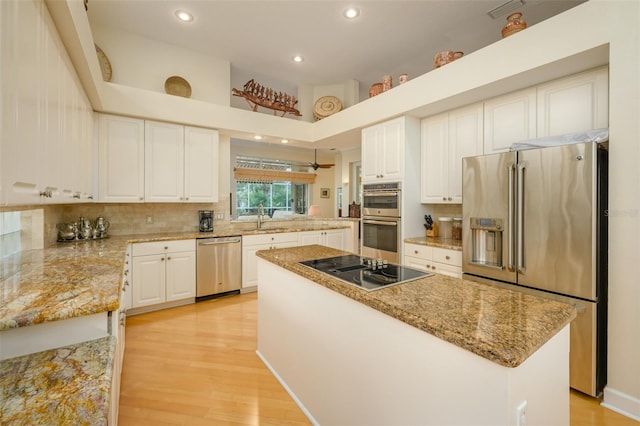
[431,262,462,278]
[132,239,195,256]
[403,255,430,272]
[244,232,298,246]
[432,247,462,267]
[405,243,432,260]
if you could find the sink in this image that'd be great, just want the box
[258,227,288,232]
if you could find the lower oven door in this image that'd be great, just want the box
[361,218,400,263]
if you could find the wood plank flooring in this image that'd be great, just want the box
[119,292,638,426]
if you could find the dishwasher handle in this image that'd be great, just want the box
[198,237,241,245]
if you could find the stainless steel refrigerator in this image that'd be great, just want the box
[462,141,608,397]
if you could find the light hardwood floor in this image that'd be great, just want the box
[119,292,638,426]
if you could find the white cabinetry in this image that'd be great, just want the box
[0,0,93,205]
[242,233,299,290]
[144,121,185,202]
[98,114,145,202]
[130,240,196,312]
[361,116,420,182]
[98,117,219,203]
[403,243,462,278]
[536,67,608,137]
[483,88,537,154]
[145,122,219,202]
[298,229,346,250]
[421,103,483,203]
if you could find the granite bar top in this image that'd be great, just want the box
[404,235,462,251]
[0,336,116,425]
[1,224,351,331]
[256,245,577,368]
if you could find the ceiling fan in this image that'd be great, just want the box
[308,149,335,170]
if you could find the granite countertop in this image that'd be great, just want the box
[256,245,577,368]
[404,236,463,251]
[0,224,351,332]
[0,336,116,425]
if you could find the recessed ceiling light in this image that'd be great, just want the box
[254,135,263,140]
[292,55,304,63]
[343,7,360,19]
[175,10,193,22]
[281,139,289,144]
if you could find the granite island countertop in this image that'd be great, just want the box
[256,245,577,368]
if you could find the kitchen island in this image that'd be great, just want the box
[256,245,576,425]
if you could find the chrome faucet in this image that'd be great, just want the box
[257,204,264,229]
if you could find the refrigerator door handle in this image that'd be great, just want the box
[517,161,527,274]
[508,163,516,272]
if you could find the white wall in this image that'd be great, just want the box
[90,23,230,106]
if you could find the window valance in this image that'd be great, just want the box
[233,167,316,184]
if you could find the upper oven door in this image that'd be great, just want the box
[362,191,401,217]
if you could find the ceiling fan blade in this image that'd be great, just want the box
[316,164,335,168]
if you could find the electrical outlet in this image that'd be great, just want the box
[516,400,527,426]
[146,215,154,224]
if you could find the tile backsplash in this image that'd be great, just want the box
[1,196,230,249]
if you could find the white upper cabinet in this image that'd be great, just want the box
[145,121,219,203]
[0,0,93,206]
[362,117,419,183]
[98,114,145,202]
[421,103,483,204]
[483,88,537,154]
[184,126,219,202]
[98,116,219,203]
[144,121,185,202]
[536,67,608,137]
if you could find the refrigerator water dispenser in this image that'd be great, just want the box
[470,218,503,268]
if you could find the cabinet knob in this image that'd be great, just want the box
[139,197,144,201]
[432,266,436,270]
[124,280,129,287]
[442,197,447,201]
[414,250,418,254]
[185,197,189,201]
[167,256,171,260]
[88,195,94,200]
[160,257,165,261]
[448,197,452,201]
[445,255,450,260]
[164,246,168,250]
[124,270,128,276]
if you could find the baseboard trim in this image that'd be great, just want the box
[255,349,319,426]
[602,386,640,421]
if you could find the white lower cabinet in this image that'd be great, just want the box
[403,242,462,278]
[242,232,299,290]
[298,229,346,250]
[130,240,196,312]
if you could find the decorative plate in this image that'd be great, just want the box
[313,96,343,121]
[164,76,192,98]
[95,44,112,82]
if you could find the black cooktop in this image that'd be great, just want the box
[299,254,432,292]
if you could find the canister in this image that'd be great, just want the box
[452,217,462,240]
[439,217,452,239]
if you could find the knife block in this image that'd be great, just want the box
[426,222,439,237]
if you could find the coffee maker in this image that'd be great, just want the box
[199,210,214,232]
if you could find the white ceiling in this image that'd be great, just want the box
[86,0,585,95]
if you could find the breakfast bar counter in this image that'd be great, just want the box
[256,245,576,425]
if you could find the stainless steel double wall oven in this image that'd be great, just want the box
[361,182,402,263]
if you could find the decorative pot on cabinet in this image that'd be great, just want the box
[502,12,527,38]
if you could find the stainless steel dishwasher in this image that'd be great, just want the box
[196,236,242,301]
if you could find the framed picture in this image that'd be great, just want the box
[320,188,330,198]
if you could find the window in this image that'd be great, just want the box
[234,156,311,218]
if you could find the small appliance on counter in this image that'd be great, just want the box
[199,210,214,232]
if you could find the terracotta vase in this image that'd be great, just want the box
[502,12,527,38]
[433,50,454,68]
